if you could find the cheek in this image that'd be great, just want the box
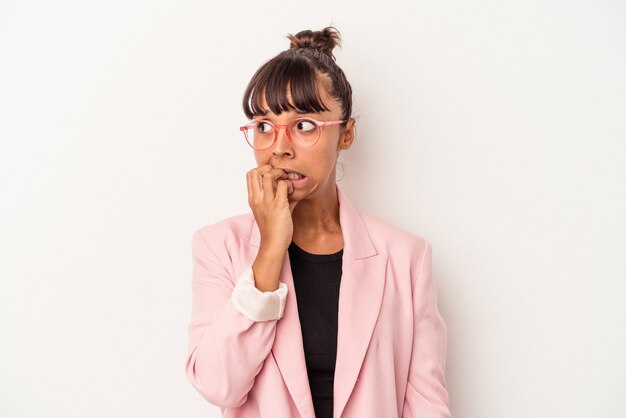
[253,151,270,166]
[307,150,339,179]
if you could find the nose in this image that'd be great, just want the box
[272,126,294,157]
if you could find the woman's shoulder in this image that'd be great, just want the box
[357,208,431,254]
[192,211,255,244]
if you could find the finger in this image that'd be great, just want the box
[275,179,291,202]
[257,164,273,175]
[268,167,288,181]
[260,167,287,197]
[262,170,275,203]
[248,169,262,197]
[246,171,253,202]
[256,164,274,190]
[253,165,273,191]
[252,165,283,199]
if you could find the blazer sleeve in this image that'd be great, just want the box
[184,229,288,408]
[401,240,452,418]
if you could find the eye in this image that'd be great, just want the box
[256,121,274,134]
[294,119,317,133]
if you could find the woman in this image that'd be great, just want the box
[185,27,451,418]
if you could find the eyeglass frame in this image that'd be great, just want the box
[239,117,349,150]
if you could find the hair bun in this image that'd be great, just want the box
[287,26,341,60]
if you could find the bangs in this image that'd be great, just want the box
[243,54,331,119]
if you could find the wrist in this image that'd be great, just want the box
[252,248,285,292]
[258,240,288,258]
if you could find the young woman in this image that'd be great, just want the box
[185,27,451,418]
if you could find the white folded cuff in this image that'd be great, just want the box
[231,266,288,322]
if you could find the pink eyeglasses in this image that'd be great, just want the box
[240,117,348,149]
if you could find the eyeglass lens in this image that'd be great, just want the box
[245,119,320,149]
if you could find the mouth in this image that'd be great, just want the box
[279,169,308,188]
[276,167,306,180]
[285,171,306,180]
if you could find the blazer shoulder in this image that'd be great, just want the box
[358,209,431,255]
[192,212,255,249]
[357,209,433,287]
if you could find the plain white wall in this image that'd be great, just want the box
[1,0,624,417]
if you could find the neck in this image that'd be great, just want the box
[291,183,340,234]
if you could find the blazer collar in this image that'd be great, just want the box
[249,183,378,260]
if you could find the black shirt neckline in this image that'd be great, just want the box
[288,241,344,263]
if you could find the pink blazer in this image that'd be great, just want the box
[185,184,451,417]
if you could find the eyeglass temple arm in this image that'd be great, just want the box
[320,120,349,127]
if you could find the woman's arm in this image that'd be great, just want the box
[184,229,287,408]
[401,240,452,418]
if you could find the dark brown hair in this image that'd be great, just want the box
[242,27,353,122]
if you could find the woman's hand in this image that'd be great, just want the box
[246,164,299,254]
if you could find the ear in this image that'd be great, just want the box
[338,118,356,151]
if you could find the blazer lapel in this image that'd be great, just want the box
[333,185,387,418]
[246,184,386,418]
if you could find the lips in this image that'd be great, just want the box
[277,167,306,179]
[272,167,308,188]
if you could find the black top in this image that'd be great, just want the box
[288,241,343,418]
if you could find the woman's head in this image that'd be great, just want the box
[241,27,356,202]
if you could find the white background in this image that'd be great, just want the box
[1,1,625,417]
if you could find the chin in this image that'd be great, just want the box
[289,188,310,200]
[288,191,301,199]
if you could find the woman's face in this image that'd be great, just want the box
[252,78,355,203]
